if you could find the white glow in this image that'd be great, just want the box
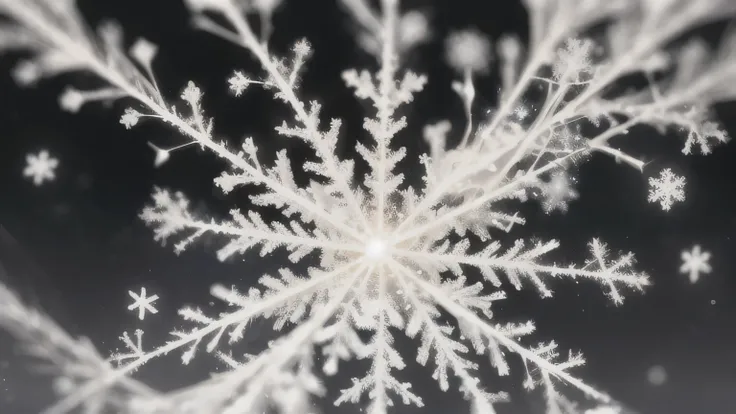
[365,238,387,259]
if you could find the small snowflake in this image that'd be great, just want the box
[680,245,711,283]
[539,171,579,214]
[648,168,686,211]
[127,287,159,320]
[445,29,492,74]
[23,149,58,186]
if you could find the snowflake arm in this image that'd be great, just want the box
[23,149,58,186]
[185,0,373,236]
[398,274,509,413]
[202,264,370,414]
[475,1,736,181]
[392,261,611,407]
[479,0,635,143]
[43,261,361,414]
[338,0,429,232]
[0,0,363,243]
[127,287,159,320]
[335,266,424,412]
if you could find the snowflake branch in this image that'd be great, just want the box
[335,265,424,412]
[475,0,633,148]
[393,261,611,404]
[394,148,586,244]
[544,1,736,134]
[373,0,400,231]
[193,1,373,235]
[396,238,649,304]
[392,265,507,413]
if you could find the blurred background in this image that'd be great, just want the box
[0,0,735,413]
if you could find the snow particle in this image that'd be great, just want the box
[127,287,159,320]
[23,149,59,186]
[680,244,711,284]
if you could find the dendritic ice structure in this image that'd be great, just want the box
[0,0,735,414]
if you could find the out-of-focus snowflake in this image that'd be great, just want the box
[127,288,159,320]
[680,244,711,283]
[648,168,686,211]
[584,406,621,414]
[445,29,492,74]
[646,365,667,386]
[538,171,579,214]
[23,149,58,186]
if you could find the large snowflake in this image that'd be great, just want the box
[0,1,734,414]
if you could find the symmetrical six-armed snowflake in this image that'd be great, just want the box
[0,0,734,414]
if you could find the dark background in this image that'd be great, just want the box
[1,0,735,413]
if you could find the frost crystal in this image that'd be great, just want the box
[23,149,59,186]
[1,0,735,414]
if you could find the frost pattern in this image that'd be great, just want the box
[0,0,735,414]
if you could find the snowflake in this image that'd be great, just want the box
[1,1,735,414]
[538,171,579,214]
[445,29,492,74]
[648,168,686,211]
[679,245,711,284]
[553,38,595,82]
[127,288,159,320]
[23,149,58,186]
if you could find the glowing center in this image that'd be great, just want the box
[365,238,388,260]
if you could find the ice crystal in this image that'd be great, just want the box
[23,149,59,186]
[648,168,686,211]
[1,0,735,414]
